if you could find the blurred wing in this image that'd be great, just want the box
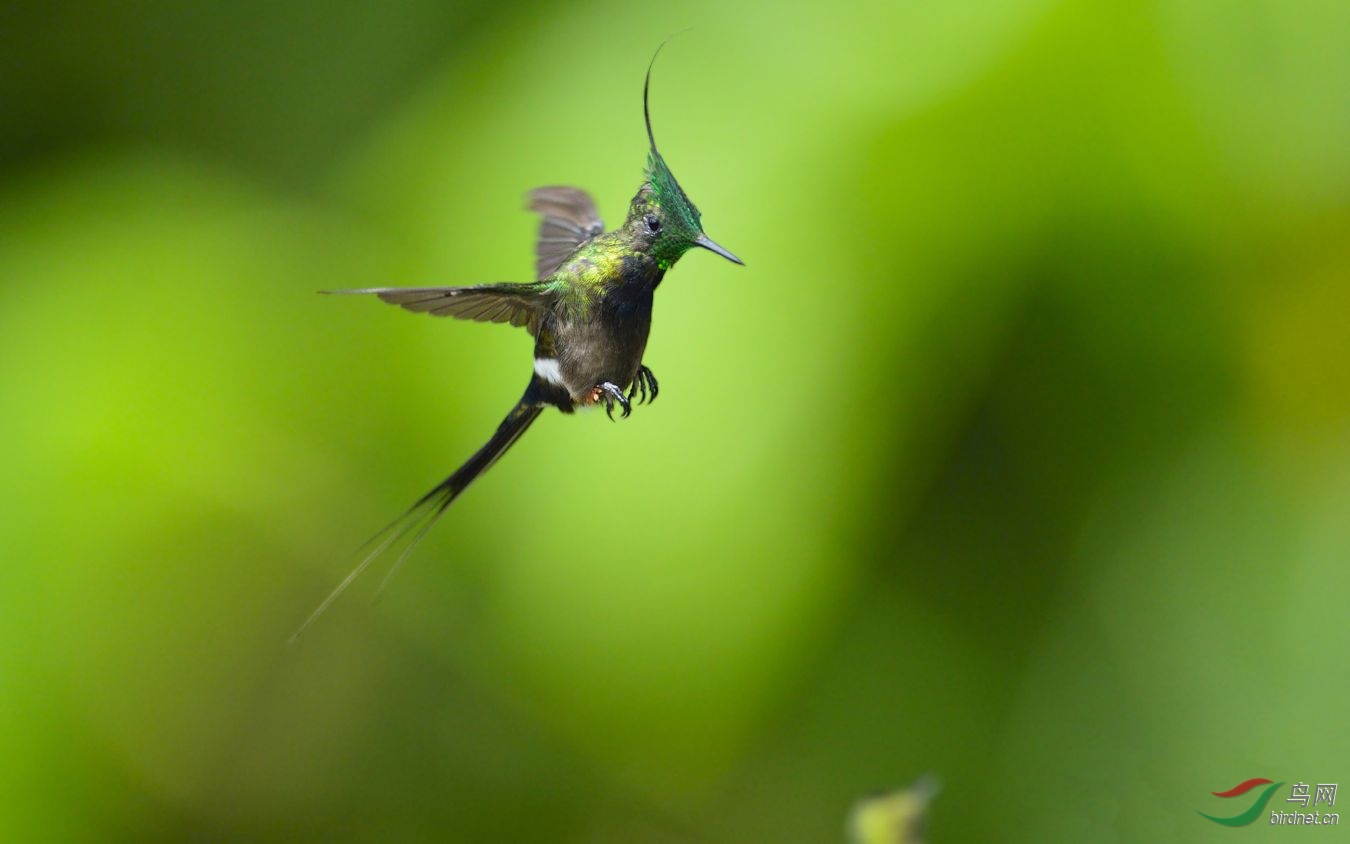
[528,186,604,279]
[328,283,553,335]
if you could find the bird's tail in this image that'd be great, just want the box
[290,397,544,644]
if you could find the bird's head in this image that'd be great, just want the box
[625,44,743,270]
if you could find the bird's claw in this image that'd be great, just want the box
[627,365,659,406]
[595,382,631,420]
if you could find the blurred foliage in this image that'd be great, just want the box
[1,0,1348,842]
[849,778,937,844]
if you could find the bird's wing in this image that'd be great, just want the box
[327,283,555,336]
[527,186,604,279]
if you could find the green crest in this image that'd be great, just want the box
[643,44,702,236]
[634,41,743,267]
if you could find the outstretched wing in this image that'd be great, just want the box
[528,186,604,279]
[327,283,554,336]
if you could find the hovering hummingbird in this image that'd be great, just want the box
[292,46,742,641]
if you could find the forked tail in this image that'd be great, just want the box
[290,398,544,644]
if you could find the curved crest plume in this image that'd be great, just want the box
[641,38,702,231]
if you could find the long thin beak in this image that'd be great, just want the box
[695,234,744,265]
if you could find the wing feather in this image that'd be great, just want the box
[327,283,552,335]
[527,186,604,279]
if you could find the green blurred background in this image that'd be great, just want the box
[2,1,1347,841]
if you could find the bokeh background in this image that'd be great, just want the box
[2,1,1348,841]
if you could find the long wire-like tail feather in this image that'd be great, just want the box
[289,399,544,644]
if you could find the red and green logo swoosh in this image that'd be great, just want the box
[1198,778,1284,826]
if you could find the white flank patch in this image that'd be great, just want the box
[533,357,564,385]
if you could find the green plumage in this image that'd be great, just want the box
[292,45,743,641]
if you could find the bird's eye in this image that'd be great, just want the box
[644,214,662,234]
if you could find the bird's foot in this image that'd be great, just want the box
[628,365,659,406]
[590,382,631,420]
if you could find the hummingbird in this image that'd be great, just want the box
[291,46,743,641]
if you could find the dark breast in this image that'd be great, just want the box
[554,255,663,398]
